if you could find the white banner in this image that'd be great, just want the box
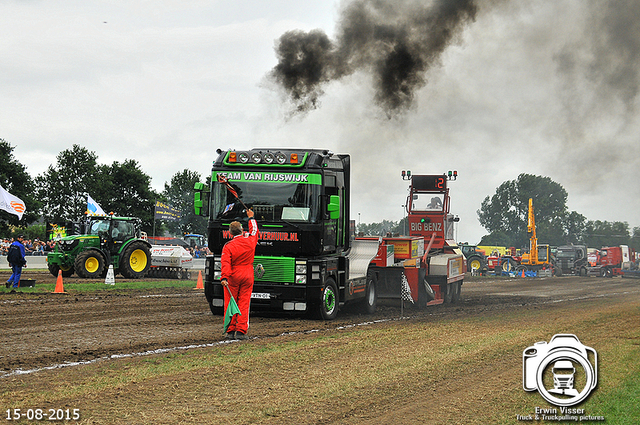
[0,185,26,220]
[87,194,106,216]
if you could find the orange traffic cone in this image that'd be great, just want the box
[195,270,204,290]
[52,270,67,294]
[521,269,526,278]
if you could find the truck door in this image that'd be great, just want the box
[324,174,338,252]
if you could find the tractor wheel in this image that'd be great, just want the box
[48,263,75,278]
[359,271,377,314]
[74,250,106,278]
[501,258,517,273]
[119,241,151,279]
[467,256,484,274]
[317,278,339,320]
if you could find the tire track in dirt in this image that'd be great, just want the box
[1,272,639,378]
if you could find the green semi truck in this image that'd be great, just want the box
[194,148,380,320]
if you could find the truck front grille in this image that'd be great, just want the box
[253,256,294,283]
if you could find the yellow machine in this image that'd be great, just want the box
[520,198,553,270]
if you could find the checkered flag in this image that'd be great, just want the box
[401,273,414,304]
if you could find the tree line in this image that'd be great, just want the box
[4,139,637,251]
[0,139,206,239]
[357,173,640,251]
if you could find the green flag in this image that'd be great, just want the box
[224,286,241,333]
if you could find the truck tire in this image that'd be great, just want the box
[444,283,453,303]
[120,241,151,279]
[317,279,339,320]
[48,263,74,278]
[360,271,377,314]
[467,256,484,273]
[75,250,106,278]
[450,281,461,303]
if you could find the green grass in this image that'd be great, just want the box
[595,373,640,424]
[585,346,640,424]
[0,279,197,293]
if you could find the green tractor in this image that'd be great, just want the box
[47,215,152,279]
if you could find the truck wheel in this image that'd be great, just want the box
[318,279,339,320]
[120,241,151,279]
[444,283,453,303]
[360,272,377,314]
[467,256,484,273]
[451,281,461,303]
[74,250,106,278]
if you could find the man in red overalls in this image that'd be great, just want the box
[221,209,258,340]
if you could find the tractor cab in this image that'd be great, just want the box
[404,173,458,249]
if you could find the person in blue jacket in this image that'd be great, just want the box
[6,235,27,289]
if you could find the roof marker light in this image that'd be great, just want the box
[251,152,262,163]
[276,152,287,164]
[263,152,275,164]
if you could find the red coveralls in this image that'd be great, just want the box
[221,218,258,334]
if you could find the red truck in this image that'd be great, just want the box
[587,245,635,277]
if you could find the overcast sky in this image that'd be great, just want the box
[2,0,639,244]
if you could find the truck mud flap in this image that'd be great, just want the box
[422,277,435,301]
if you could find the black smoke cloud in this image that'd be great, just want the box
[269,0,478,116]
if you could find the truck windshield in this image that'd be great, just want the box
[211,178,321,223]
[556,250,574,258]
[411,194,443,212]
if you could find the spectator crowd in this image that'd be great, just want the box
[1,237,55,257]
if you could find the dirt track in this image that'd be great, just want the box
[2,270,638,377]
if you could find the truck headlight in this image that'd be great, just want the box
[295,275,307,284]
